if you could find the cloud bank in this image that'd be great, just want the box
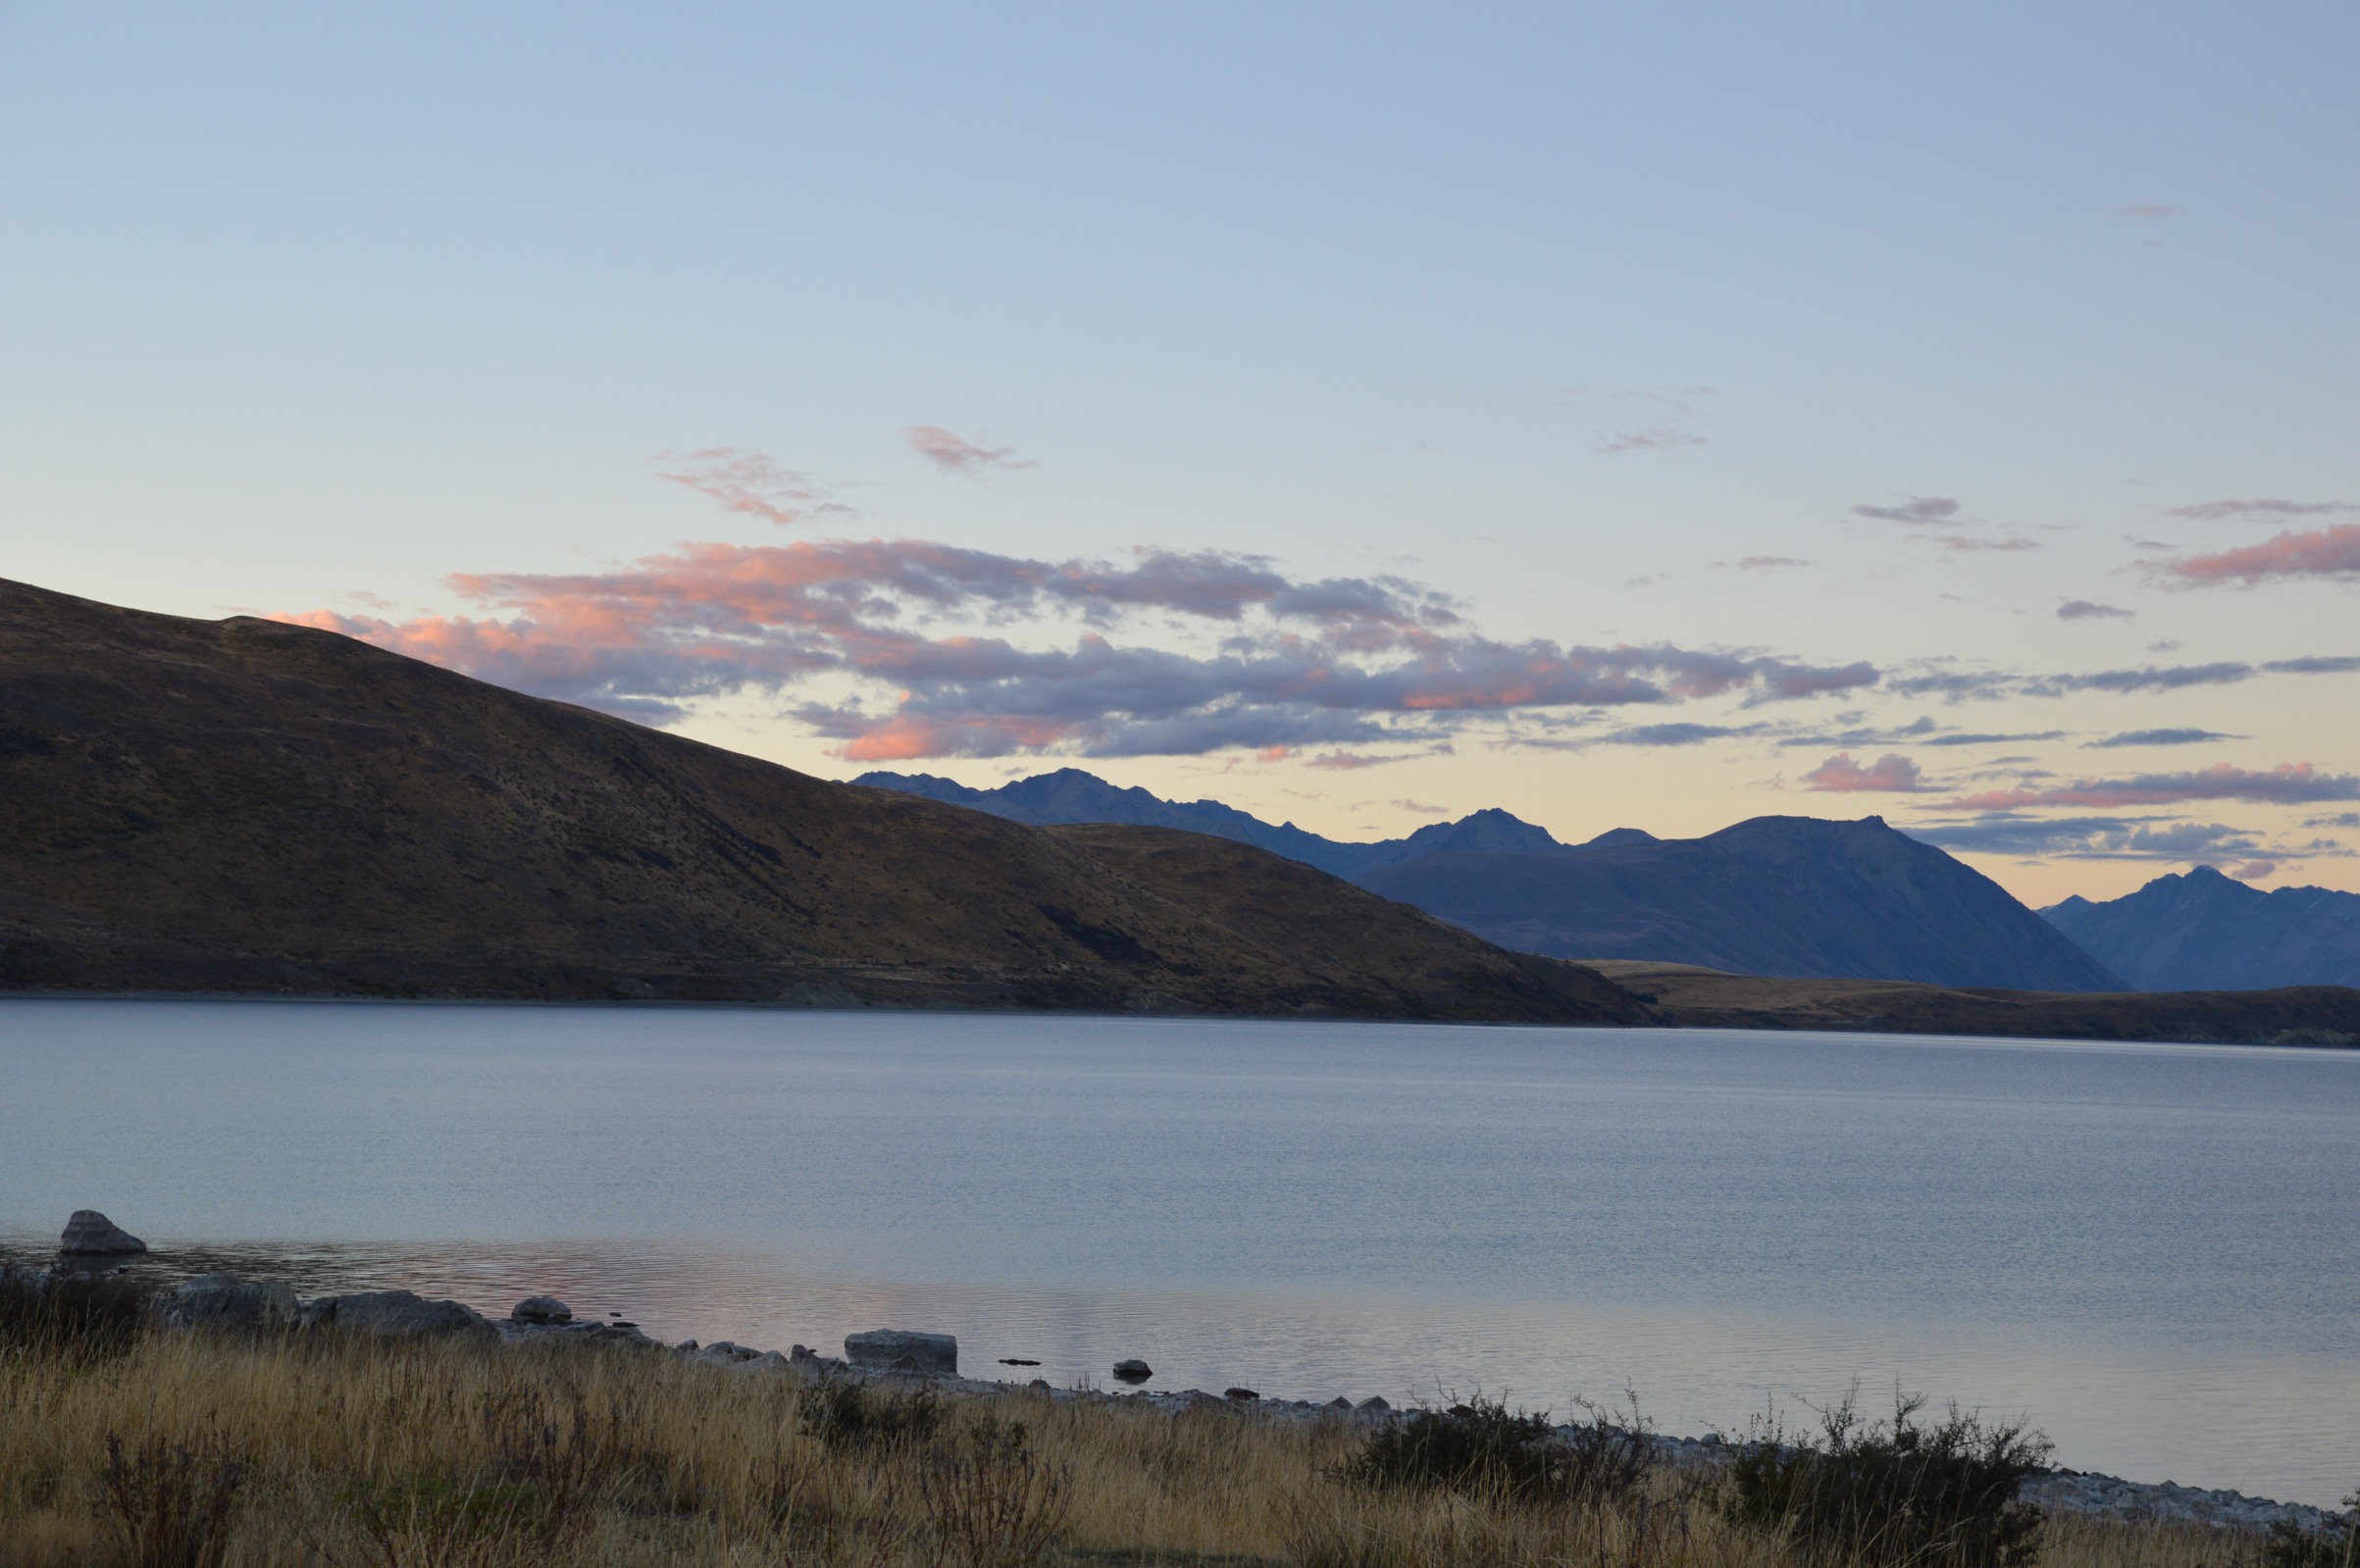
[287,536,1878,760]
[1948,762,2360,811]
[2160,525,2360,586]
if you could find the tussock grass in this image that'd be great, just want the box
[0,1328,2302,1568]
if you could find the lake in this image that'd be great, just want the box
[2,999,2355,1505]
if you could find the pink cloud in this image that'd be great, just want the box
[1803,752,1925,792]
[2232,859,2279,881]
[906,426,1035,475]
[1305,752,1390,771]
[655,447,848,527]
[278,450,1880,760]
[2160,525,2360,586]
[1948,762,2360,811]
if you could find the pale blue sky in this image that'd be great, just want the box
[4,3,2356,900]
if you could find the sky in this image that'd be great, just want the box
[3,3,2357,906]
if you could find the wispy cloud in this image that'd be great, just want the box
[2157,524,2360,586]
[2165,497,2353,522]
[2119,203,2177,219]
[1735,556,1809,572]
[1803,752,1925,792]
[1609,722,1763,747]
[2057,599,2133,621]
[1929,534,2040,553]
[1853,496,1961,525]
[1885,655,2360,703]
[1597,415,1707,454]
[2087,729,2242,749]
[656,447,850,527]
[1948,762,2360,811]
[905,426,1036,476]
[1574,387,1711,454]
[1912,814,2266,859]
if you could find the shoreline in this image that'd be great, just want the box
[14,1251,2348,1535]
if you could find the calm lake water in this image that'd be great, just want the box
[3,999,2355,1504]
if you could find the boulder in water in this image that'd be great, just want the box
[59,1211,145,1254]
[1112,1358,1153,1383]
[844,1329,956,1375]
[509,1295,572,1325]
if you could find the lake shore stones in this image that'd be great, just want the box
[299,1290,495,1340]
[160,1273,296,1333]
[845,1329,956,1375]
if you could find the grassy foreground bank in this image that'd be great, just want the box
[1,1320,2304,1568]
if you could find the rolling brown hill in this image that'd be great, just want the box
[1586,961,2360,1045]
[0,578,1648,1022]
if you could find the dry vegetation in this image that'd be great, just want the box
[0,1301,2302,1568]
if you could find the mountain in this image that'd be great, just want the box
[859,772,2123,991]
[0,578,1646,1024]
[853,770,1569,880]
[1361,817,2127,991]
[2042,867,2360,991]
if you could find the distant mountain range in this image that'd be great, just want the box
[2044,867,2360,991]
[857,769,1568,880]
[855,771,2126,991]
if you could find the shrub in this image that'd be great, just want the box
[1340,1393,1656,1506]
[0,1266,151,1361]
[919,1417,1068,1568]
[1720,1391,2051,1568]
[95,1431,247,1568]
[2262,1493,2358,1568]
[799,1379,946,1453]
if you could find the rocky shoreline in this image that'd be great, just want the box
[16,1212,2351,1537]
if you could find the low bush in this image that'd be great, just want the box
[1720,1391,2051,1568]
[94,1431,246,1568]
[1340,1393,1656,1506]
[799,1378,947,1454]
[0,1266,152,1362]
[919,1416,1068,1568]
[2262,1493,2358,1568]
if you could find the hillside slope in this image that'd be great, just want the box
[0,579,1645,1023]
[2044,867,2360,991]
[1362,817,2126,991]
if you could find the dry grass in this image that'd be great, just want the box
[0,1331,2276,1568]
